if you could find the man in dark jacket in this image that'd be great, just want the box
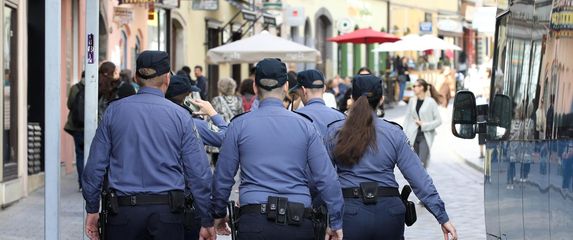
[64,71,85,191]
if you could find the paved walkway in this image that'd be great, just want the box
[0,103,486,240]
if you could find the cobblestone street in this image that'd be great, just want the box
[0,104,486,240]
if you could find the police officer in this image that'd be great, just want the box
[82,51,216,240]
[293,69,345,136]
[324,74,458,240]
[166,74,228,147]
[211,58,344,240]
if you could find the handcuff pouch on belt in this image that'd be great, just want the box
[168,190,186,213]
[266,196,305,225]
[359,182,379,204]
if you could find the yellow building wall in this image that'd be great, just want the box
[177,2,242,81]
[390,0,459,13]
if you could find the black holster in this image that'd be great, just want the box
[312,205,327,240]
[183,194,199,231]
[400,185,417,226]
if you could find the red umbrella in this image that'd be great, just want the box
[328,28,400,44]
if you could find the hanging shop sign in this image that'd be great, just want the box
[263,0,283,11]
[192,0,218,10]
[550,1,573,36]
[119,0,156,4]
[419,22,433,34]
[113,7,134,25]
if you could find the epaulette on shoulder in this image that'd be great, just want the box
[293,111,313,122]
[230,111,250,122]
[331,107,347,117]
[327,119,344,128]
[384,119,403,130]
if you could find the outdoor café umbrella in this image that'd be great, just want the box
[328,28,400,66]
[373,34,462,52]
[206,31,322,64]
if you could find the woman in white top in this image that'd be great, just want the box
[403,79,444,168]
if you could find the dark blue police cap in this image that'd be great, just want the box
[255,58,288,90]
[166,75,191,99]
[292,69,325,92]
[352,74,383,100]
[136,51,170,79]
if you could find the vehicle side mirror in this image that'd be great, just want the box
[452,91,477,139]
[487,94,512,140]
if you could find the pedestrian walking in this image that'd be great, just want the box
[166,74,228,148]
[397,57,410,103]
[98,61,120,122]
[286,71,304,110]
[294,69,345,137]
[212,58,344,240]
[325,74,457,240]
[82,51,216,240]
[194,65,208,100]
[239,79,257,112]
[118,69,137,98]
[211,77,242,122]
[64,71,86,191]
[323,78,338,109]
[209,77,242,165]
[403,79,443,168]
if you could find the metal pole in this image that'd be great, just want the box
[84,0,99,239]
[45,0,61,239]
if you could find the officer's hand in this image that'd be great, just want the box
[214,218,231,235]
[85,213,100,240]
[324,227,343,240]
[199,226,216,240]
[191,99,218,117]
[441,221,458,240]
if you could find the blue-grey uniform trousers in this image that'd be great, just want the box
[343,197,406,240]
[106,205,184,240]
[237,213,314,240]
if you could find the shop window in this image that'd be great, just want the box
[3,5,18,180]
[120,30,128,69]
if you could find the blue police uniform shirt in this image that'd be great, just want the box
[325,114,450,224]
[296,98,345,137]
[212,98,345,230]
[82,87,214,227]
[194,114,228,147]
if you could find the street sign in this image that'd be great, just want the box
[87,34,95,64]
[419,22,433,33]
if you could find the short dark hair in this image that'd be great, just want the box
[239,79,255,95]
[194,65,203,71]
[181,66,191,75]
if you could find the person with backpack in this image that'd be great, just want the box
[64,71,86,191]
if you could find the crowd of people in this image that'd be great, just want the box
[66,50,458,240]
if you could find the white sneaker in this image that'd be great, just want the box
[398,101,407,106]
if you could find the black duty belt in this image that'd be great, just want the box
[117,195,170,206]
[240,204,314,219]
[342,187,400,199]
